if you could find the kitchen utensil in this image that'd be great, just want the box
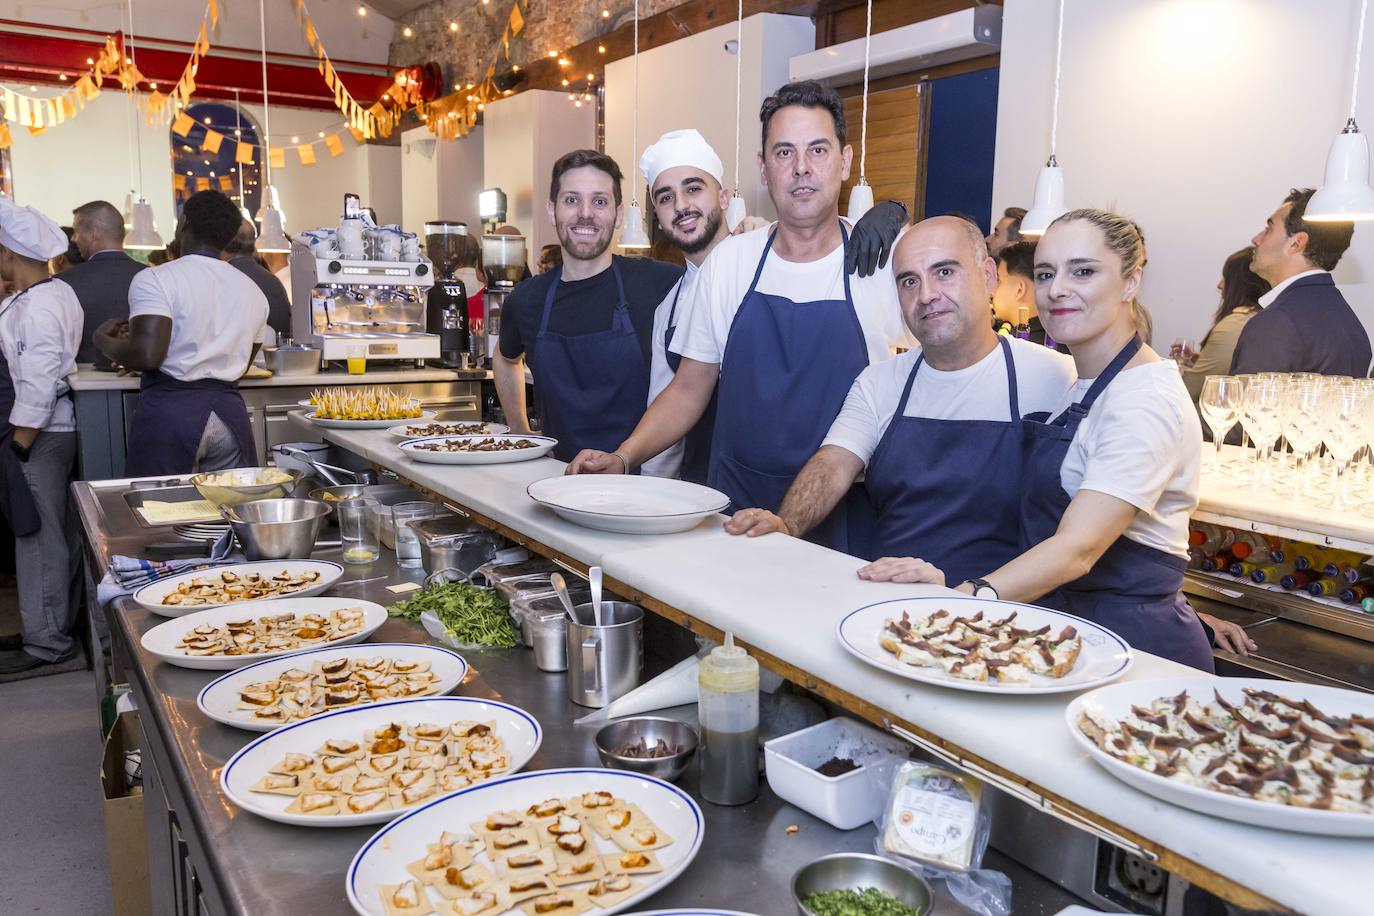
[391,501,436,568]
[514,590,589,646]
[550,572,577,620]
[410,515,500,577]
[594,717,698,782]
[526,474,729,534]
[270,441,330,477]
[263,344,322,376]
[791,853,933,916]
[527,610,569,672]
[566,601,643,708]
[310,484,368,503]
[222,498,332,560]
[335,497,380,565]
[765,717,912,830]
[698,632,760,806]
[589,565,604,625]
[191,467,305,509]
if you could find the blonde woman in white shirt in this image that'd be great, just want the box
[860,209,1226,671]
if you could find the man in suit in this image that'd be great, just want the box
[224,219,291,340]
[1230,187,1372,377]
[61,200,144,368]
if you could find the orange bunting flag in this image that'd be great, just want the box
[324,134,344,157]
[173,173,187,191]
[47,98,63,125]
[209,0,219,28]
[172,111,194,137]
[269,147,285,169]
[235,141,255,165]
[297,144,316,166]
[202,129,223,153]
[62,95,76,119]
[306,20,318,50]
[348,126,364,144]
[76,76,99,102]
[0,123,11,151]
[27,124,46,137]
[509,4,524,35]
[1,88,14,122]
[218,175,233,191]
[195,177,211,191]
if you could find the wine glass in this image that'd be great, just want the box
[1240,376,1283,488]
[1319,383,1370,508]
[1281,378,1325,496]
[1199,376,1243,473]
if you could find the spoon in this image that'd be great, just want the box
[551,572,578,622]
[589,566,604,627]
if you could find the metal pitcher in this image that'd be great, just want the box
[566,602,643,708]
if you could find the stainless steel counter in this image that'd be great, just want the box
[75,478,1081,916]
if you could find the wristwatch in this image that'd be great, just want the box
[964,578,998,600]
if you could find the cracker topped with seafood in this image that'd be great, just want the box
[233,654,445,725]
[879,608,1082,684]
[175,606,367,658]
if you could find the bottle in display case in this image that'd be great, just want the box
[697,632,759,806]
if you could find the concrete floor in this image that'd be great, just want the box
[0,589,114,915]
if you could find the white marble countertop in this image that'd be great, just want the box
[67,364,490,392]
[306,420,1370,914]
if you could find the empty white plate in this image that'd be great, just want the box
[527,475,729,534]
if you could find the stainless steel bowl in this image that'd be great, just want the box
[223,498,332,560]
[263,345,322,376]
[791,853,933,916]
[594,717,698,782]
[191,467,304,508]
[310,484,369,503]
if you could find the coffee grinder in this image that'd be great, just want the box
[424,220,471,368]
[477,232,528,366]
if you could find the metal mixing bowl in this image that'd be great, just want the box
[223,498,332,560]
[264,345,322,377]
[594,717,698,782]
[191,467,304,508]
[791,853,933,916]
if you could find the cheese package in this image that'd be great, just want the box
[879,760,985,873]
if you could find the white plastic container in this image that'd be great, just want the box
[764,717,911,830]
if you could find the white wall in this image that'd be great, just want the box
[437,126,485,231]
[993,0,1374,350]
[604,13,816,223]
[399,125,485,236]
[401,126,440,232]
[483,90,596,256]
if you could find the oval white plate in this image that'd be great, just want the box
[1067,677,1374,836]
[305,409,436,429]
[197,643,469,731]
[141,597,387,670]
[398,434,559,465]
[135,559,346,618]
[223,696,542,828]
[626,911,763,915]
[347,767,704,916]
[387,421,511,439]
[298,397,422,409]
[527,475,729,535]
[836,595,1132,695]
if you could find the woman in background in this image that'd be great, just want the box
[1173,247,1269,402]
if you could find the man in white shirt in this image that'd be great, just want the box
[0,195,84,673]
[95,190,269,476]
[568,80,911,552]
[725,216,1075,577]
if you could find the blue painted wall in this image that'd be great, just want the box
[922,68,999,235]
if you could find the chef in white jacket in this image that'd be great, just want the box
[0,196,83,673]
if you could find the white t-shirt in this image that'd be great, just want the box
[1053,359,1202,558]
[640,260,701,479]
[670,223,913,366]
[823,339,1076,466]
[0,278,81,432]
[129,254,270,382]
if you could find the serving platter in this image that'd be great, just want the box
[526,475,730,535]
[346,767,704,915]
[298,397,421,409]
[197,643,469,731]
[836,595,1132,695]
[398,434,559,465]
[304,409,436,430]
[1066,677,1374,836]
[134,559,345,617]
[387,421,511,439]
[141,597,386,670]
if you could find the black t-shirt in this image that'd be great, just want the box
[498,255,682,367]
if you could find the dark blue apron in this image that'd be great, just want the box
[708,223,870,551]
[663,276,716,485]
[0,279,63,536]
[126,370,256,478]
[865,336,1024,583]
[528,258,650,463]
[1020,335,1215,672]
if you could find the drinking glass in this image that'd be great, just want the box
[1319,384,1369,509]
[1281,379,1325,496]
[1199,375,1243,472]
[392,501,437,568]
[1240,376,1282,488]
[337,497,380,565]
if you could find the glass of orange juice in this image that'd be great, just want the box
[346,343,367,375]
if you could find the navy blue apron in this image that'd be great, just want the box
[126,370,256,478]
[709,223,870,551]
[663,277,717,485]
[865,336,1024,583]
[0,279,62,536]
[528,258,650,463]
[1020,335,1215,672]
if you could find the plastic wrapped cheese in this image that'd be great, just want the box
[879,760,985,873]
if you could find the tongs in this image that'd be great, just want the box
[276,446,377,487]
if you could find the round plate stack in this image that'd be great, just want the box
[526,475,729,534]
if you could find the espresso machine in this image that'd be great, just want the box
[424,220,471,368]
[477,232,528,366]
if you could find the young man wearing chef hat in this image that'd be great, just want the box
[0,195,84,673]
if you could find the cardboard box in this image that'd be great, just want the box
[100,711,151,916]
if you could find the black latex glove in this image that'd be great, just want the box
[845,199,908,277]
[10,440,30,463]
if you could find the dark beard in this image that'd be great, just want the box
[666,207,723,256]
[556,222,612,261]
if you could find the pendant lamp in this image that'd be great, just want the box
[253,0,292,253]
[619,0,651,249]
[1020,0,1068,237]
[123,0,165,251]
[845,0,875,221]
[122,191,134,230]
[1307,0,1374,221]
[724,0,747,231]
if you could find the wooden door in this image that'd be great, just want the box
[839,84,924,220]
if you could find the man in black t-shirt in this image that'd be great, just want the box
[494,149,680,461]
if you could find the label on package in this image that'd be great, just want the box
[890,783,977,858]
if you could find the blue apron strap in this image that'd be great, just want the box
[664,277,685,334]
[1079,334,1141,412]
[838,220,853,303]
[744,230,776,298]
[893,352,924,417]
[998,336,1020,420]
[537,265,563,336]
[608,258,634,331]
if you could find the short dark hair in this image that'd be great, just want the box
[550,150,624,207]
[222,218,257,257]
[72,200,125,244]
[1284,187,1354,271]
[1003,206,1026,240]
[997,240,1036,281]
[182,191,243,251]
[760,79,847,150]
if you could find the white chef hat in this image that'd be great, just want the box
[639,129,724,192]
[0,195,68,261]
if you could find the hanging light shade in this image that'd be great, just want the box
[725,193,747,232]
[257,199,291,253]
[619,203,650,249]
[1307,123,1374,220]
[846,181,874,221]
[124,199,165,250]
[122,191,134,229]
[1019,158,1066,238]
